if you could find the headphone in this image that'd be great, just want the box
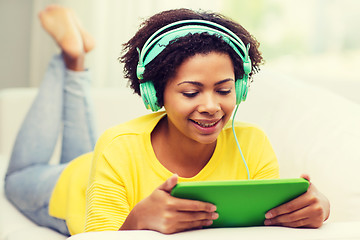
[136,19,252,112]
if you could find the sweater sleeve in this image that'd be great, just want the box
[252,132,280,180]
[85,181,129,232]
[84,133,130,232]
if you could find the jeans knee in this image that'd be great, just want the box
[4,172,43,212]
[4,174,18,205]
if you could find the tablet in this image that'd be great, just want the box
[170,178,309,227]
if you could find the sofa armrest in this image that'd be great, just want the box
[67,222,360,240]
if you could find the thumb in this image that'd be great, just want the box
[300,174,311,182]
[158,174,178,193]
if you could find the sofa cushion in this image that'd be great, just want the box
[1,71,359,240]
[239,69,360,222]
[0,154,67,240]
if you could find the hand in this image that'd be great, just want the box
[120,174,219,234]
[264,174,330,228]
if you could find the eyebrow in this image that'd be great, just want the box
[177,78,234,87]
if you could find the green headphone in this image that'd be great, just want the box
[136,19,252,112]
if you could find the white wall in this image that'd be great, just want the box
[0,0,33,89]
[0,0,223,90]
[1,0,359,106]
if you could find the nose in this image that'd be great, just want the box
[197,93,221,115]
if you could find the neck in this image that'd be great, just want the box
[151,117,217,178]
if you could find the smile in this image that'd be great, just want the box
[190,119,221,128]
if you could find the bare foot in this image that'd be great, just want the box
[68,9,95,53]
[39,5,84,59]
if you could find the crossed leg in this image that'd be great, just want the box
[5,5,96,236]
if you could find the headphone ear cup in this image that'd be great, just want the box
[140,81,161,112]
[235,76,249,105]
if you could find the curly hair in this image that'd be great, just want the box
[119,8,264,107]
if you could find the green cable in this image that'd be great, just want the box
[231,104,250,180]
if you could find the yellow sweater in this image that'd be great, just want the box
[49,112,279,235]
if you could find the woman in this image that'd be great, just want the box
[5,5,330,236]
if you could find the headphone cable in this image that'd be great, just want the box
[232,104,250,180]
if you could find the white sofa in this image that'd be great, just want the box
[1,69,360,240]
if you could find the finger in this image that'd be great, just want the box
[173,198,217,213]
[176,210,219,223]
[265,191,311,219]
[157,212,216,234]
[266,212,323,228]
[265,204,312,226]
[265,217,311,228]
[158,174,178,193]
[175,219,214,233]
[300,174,311,182]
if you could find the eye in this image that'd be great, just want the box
[182,92,199,98]
[217,89,231,95]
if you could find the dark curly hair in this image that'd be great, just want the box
[120,8,264,107]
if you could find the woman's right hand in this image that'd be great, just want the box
[120,174,219,234]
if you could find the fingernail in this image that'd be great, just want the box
[264,219,271,225]
[212,212,219,219]
[210,205,217,212]
[265,212,272,219]
[205,220,213,226]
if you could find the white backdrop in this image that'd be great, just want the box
[29,0,223,88]
[2,0,359,101]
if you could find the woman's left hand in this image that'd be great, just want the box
[264,174,330,228]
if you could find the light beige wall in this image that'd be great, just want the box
[0,0,33,89]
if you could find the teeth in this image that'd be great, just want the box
[193,120,218,128]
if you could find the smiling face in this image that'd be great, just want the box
[163,52,237,145]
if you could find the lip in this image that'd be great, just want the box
[190,118,222,134]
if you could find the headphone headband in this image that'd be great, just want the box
[137,19,251,80]
[136,19,251,111]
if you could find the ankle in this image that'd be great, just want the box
[62,52,85,71]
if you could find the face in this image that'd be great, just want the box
[163,52,236,145]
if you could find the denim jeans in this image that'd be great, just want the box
[4,54,97,236]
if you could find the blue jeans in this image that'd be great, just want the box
[4,55,97,236]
